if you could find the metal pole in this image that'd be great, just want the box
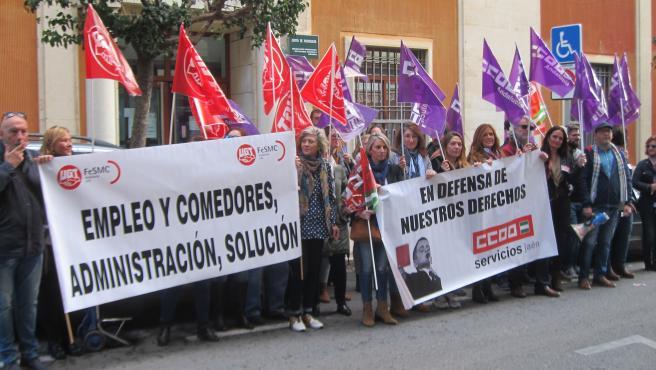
[168,93,176,144]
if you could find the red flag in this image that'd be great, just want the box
[84,4,141,96]
[271,67,312,135]
[172,25,236,120]
[189,97,229,139]
[263,24,291,115]
[300,44,347,125]
[344,148,379,213]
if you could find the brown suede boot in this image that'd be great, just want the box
[375,301,398,325]
[362,302,375,327]
[390,293,409,318]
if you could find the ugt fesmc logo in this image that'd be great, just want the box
[473,215,534,254]
[87,26,123,77]
[57,165,82,190]
[56,160,121,190]
[237,140,286,166]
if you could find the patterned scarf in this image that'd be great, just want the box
[369,157,389,185]
[298,155,333,231]
[590,144,628,204]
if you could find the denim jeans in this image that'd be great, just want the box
[579,206,620,280]
[0,254,43,365]
[244,262,288,318]
[356,241,389,302]
[610,211,633,270]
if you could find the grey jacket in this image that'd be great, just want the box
[0,142,45,257]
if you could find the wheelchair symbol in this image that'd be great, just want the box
[555,31,575,59]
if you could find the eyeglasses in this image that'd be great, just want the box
[520,125,529,129]
[647,144,656,149]
[2,112,26,120]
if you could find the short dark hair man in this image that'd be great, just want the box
[0,112,50,370]
[401,237,442,300]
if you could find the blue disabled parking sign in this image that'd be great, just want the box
[550,24,582,64]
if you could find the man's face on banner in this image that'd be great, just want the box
[413,238,432,270]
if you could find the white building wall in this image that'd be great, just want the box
[460,0,540,143]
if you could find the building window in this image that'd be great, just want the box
[353,46,428,134]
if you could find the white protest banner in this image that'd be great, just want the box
[378,151,557,309]
[39,132,301,313]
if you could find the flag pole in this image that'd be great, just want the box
[620,98,627,149]
[90,80,95,152]
[434,130,445,159]
[401,121,407,179]
[327,45,336,158]
[168,93,176,144]
[289,66,296,137]
[578,99,584,149]
[358,134,379,291]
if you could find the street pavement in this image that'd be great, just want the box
[47,261,656,369]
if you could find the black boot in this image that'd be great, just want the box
[472,284,487,304]
[197,324,220,342]
[482,280,499,302]
[157,325,170,346]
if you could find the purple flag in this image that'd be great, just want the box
[410,102,446,138]
[482,39,527,125]
[225,100,260,135]
[340,66,353,102]
[570,53,608,132]
[608,55,628,125]
[615,53,641,124]
[398,41,445,105]
[445,84,463,136]
[343,36,368,82]
[317,99,377,141]
[286,55,314,89]
[529,27,575,96]
[509,45,530,98]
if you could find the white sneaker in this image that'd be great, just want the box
[289,316,306,332]
[302,314,324,329]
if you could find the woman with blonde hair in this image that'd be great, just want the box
[40,125,72,156]
[289,126,338,332]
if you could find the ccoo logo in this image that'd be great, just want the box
[237,144,256,166]
[57,165,82,190]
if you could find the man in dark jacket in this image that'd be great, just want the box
[0,112,49,370]
[401,237,443,300]
[579,122,634,290]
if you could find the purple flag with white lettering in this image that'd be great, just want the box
[607,55,627,125]
[529,27,575,96]
[317,99,377,141]
[225,100,260,135]
[482,39,526,125]
[509,45,530,98]
[410,102,447,138]
[445,84,463,136]
[286,55,314,89]
[343,36,368,82]
[570,53,608,131]
[398,41,445,105]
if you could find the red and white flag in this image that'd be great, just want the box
[189,97,229,139]
[172,25,236,120]
[271,67,312,135]
[84,4,141,96]
[344,147,379,213]
[300,43,347,125]
[262,23,291,115]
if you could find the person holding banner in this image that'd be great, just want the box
[537,126,585,296]
[36,126,84,360]
[352,133,404,327]
[500,117,537,157]
[0,112,49,370]
[467,124,503,302]
[289,127,338,332]
[633,136,656,272]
